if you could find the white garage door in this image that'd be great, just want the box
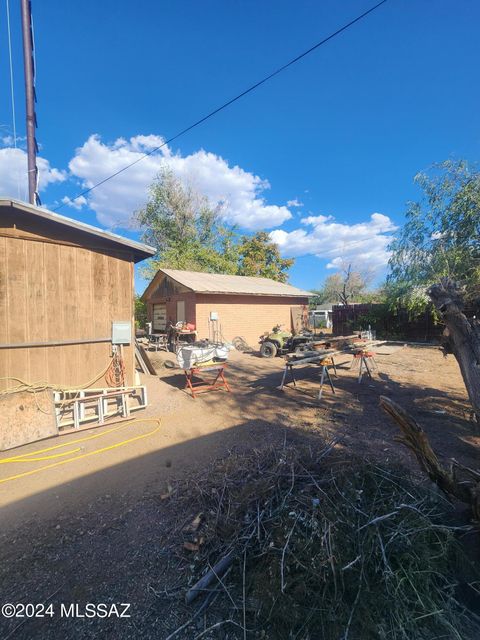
[153,304,167,331]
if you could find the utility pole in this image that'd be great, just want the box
[20,0,40,205]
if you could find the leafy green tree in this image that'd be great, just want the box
[136,169,294,283]
[237,232,294,283]
[388,160,480,419]
[135,167,238,277]
[387,160,480,311]
[134,294,147,329]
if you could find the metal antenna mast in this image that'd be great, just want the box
[20,0,40,205]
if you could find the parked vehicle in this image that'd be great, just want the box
[308,308,332,329]
[259,325,311,358]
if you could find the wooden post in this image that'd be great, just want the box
[20,0,39,205]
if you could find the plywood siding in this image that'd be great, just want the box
[195,294,309,347]
[0,234,135,391]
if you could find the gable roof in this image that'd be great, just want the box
[0,198,156,263]
[143,268,312,299]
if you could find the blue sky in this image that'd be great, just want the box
[0,0,479,293]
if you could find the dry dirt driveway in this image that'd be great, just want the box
[1,345,477,529]
[0,345,478,639]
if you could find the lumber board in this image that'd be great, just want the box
[135,343,157,375]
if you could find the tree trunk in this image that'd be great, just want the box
[428,278,480,420]
[379,396,480,521]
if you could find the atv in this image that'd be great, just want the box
[259,324,311,358]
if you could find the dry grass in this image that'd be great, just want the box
[172,441,479,639]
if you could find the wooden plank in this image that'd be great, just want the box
[90,251,108,386]
[136,343,157,375]
[59,245,78,386]
[92,251,108,335]
[0,237,8,388]
[75,247,95,386]
[44,242,63,385]
[6,238,28,384]
[26,240,48,383]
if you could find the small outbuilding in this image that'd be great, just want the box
[141,268,311,347]
[0,199,155,448]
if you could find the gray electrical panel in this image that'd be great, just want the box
[112,321,132,344]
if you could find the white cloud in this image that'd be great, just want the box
[0,135,396,276]
[61,195,87,210]
[66,134,292,230]
[287,198,303,208]
[270,212,397,271]
[0,147,66,200]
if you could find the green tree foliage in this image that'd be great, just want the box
[388,160,480,312]
[135,167,239,277]
[136,169,294,283]
[237,232,294,283]
[134,294,147,329]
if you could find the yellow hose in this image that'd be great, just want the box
[0,418,161,485]
[0,362,112,396]
[1,448,82,463]
[0,417,149,463]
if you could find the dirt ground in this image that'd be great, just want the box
[0,344,478,639]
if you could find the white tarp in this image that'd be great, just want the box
[176,343,231,369]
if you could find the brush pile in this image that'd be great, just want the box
[173,442,479,640]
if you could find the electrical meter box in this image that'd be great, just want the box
[209,311,219,321]
[112,321,132,344]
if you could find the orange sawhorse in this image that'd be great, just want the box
[184,364,231,398]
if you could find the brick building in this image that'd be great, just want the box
[141,269,311,347]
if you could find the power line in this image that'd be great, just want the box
[54,0,389,212]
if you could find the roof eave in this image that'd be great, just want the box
[0,198,156,263]
[195,290,312,297]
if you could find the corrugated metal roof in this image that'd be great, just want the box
[159,268,312,297]
[0,199,156,263]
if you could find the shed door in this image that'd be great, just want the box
[176,300,186,323]
[153,304,167,331]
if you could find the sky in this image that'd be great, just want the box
[0,0,479,294]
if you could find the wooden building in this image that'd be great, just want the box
[0,199,155,392]
[142,269,311,347]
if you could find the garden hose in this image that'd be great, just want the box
[0,417,162,485]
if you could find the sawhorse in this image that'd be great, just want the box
[184,364,230,398]
[279,356,336,400]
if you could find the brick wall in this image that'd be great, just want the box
[147,292,196,327]
[195,294,308,347]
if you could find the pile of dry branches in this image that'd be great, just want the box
[168,442,479,639]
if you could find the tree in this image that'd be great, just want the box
[135,167,239,277]
[134,294,147,329]
[388,160,480,419]
[387,159,480,311]
[315,264,372,305]
[428,278,480,420]
[136,169,294,283]
[237,232,294,283]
